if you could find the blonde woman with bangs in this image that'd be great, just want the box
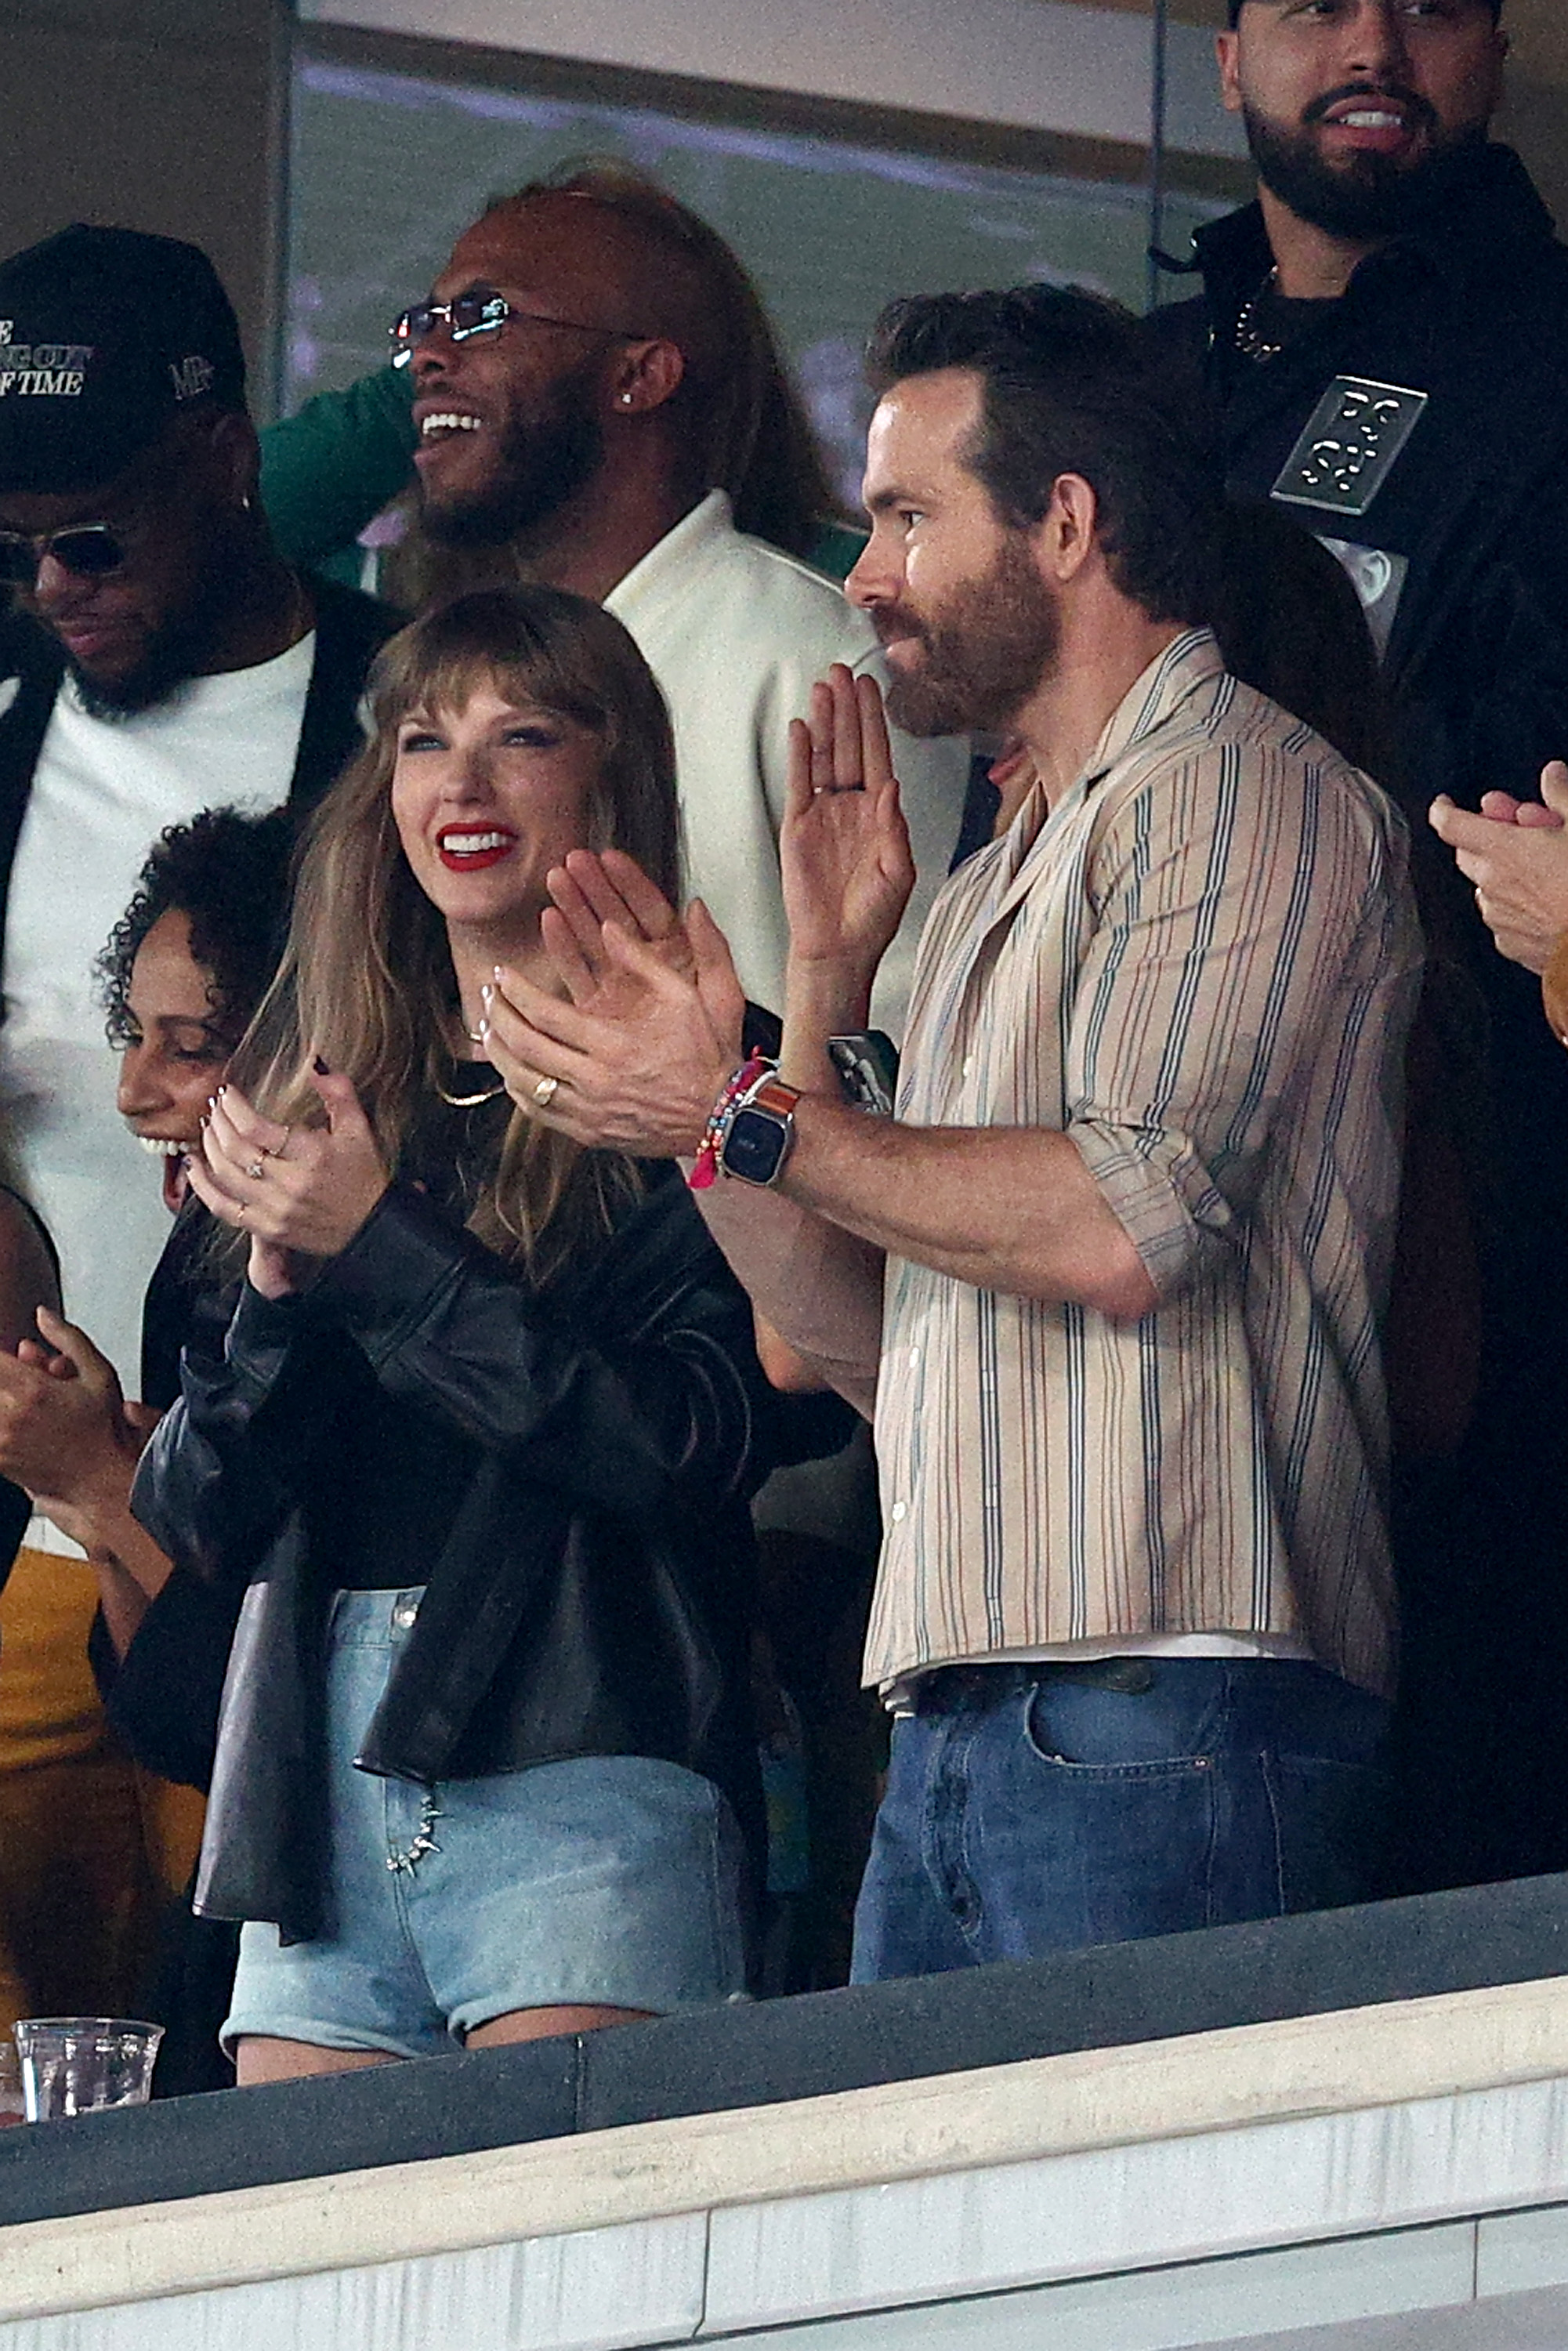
[132,585,806,2084]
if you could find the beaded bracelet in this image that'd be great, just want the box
[689,1052,775,1190]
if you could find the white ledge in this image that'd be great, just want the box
[5,1973,1568,2324]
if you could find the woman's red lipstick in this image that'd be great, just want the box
[437,827,516,871]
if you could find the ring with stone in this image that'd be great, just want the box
[532,1074,559,1109]
[246,1158,266,1181]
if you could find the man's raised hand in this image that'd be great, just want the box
[783,665,914,983]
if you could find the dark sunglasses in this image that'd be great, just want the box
[0,523,127,588]
[388,291,646,368]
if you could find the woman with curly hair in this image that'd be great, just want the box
[0,810,295,1637]
[100,810,295,1212]
[0,808,293,2063]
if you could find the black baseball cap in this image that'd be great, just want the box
[0,224,247,496]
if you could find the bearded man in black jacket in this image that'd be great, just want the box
[1147,0,1568,1889]
[1146,0,1563,794]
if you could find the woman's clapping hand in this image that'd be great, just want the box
[184,1067,389,1297]
[482,850,746,1158]
[0,1309,150,1541]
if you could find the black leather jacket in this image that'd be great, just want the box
[131,1166,828,1943]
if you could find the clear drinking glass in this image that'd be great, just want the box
[13,2017,164,2121]
[0,2035,24,2127]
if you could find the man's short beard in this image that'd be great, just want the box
[67,609,216,720]
[60,504,254,721]
[882,533,1059,740]
[1243,101,1485,245]
[422,371,604,551]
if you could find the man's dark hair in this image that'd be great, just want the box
[502,161,846,554]
[99,806,295,1050]
[867,285,1219,626]
[1226,0,1501,17]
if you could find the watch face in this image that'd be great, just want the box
[723,1104,790,1185]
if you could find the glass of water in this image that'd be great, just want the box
[13,2018,164,2121]
[0,2035,24,2128]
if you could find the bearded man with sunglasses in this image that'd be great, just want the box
[1147,0,1568,1891]
[0,225,393,1407]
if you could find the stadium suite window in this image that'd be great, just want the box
[286,42,1229,509]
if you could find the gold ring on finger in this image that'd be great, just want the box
[533,1074,559,1109]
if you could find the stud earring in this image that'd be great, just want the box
[621,392,634,408]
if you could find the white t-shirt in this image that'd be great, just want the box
[0,635,316,1407]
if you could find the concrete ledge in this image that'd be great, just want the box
[6,1972,1568,2324]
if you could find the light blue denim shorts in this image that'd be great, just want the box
[222,1588,748,2058]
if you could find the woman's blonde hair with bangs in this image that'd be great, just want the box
[229,584,682,1279]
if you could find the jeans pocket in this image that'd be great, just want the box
[1264,1751,1392,1913]
[1020,1680,1219,1780]
[998,1695,1220,1945]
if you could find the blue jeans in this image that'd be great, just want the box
[851,1659,1391,1983]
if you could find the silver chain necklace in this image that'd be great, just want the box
[1234,266,1284,364]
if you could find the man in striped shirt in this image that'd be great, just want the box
[489,286,1423,1979]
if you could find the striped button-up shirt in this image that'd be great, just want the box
[867,632,1421,1698]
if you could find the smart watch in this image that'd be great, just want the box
[719,1072,802,1187]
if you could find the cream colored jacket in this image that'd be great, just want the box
[606,491,969,1034]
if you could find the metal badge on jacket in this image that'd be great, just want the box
[1271,376,1429,518]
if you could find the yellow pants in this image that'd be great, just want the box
[0,1547,205,2036]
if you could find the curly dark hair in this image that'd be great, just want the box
[98,806,295,1051]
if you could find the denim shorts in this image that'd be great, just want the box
[223,1588,748,2058]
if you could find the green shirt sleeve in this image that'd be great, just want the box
[259,366,418,570]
